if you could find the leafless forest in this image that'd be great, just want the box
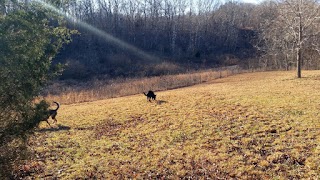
[42,0,318,80]
[2,0,320,80]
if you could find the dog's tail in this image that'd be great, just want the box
[53,101,60,111]
[143,92,147,96]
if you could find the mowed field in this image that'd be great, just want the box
[28,71,319,179]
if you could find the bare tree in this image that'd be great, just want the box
[259,0,320,77]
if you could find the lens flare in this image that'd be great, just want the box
[32,0,159,62]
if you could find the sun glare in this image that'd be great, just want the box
[32,0,160,62]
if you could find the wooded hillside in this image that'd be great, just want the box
[49,0,320,79]
[2,0,320,79]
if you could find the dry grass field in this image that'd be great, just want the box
[24,71,319,179]
[43,66,242,104]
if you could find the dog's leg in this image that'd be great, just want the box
[45,119,51,126]
[51,113,58,123]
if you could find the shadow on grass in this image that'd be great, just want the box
[157,100,167,105]
[37,124,71,132]
[73,126,94,131]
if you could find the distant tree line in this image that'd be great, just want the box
[49,0,319,80]
[55,0,259,79]
[2,0,320,80]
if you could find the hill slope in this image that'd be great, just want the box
[28,71,319,179]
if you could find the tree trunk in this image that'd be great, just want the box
[297,48,302,78]
[297,5,302,78]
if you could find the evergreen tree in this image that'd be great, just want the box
[0,1,75,177]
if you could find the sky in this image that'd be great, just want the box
[240,0,261,4]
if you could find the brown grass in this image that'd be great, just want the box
[44,66,247,104]
[21,70,320,179]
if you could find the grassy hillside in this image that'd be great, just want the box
[24,71,319,179]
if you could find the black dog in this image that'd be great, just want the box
[43,101,60,126]
[143,91,156,101]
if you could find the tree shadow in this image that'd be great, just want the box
[157,100,167,105]
[73,126,94,131]
[36,124,71,132]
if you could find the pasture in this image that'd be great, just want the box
[26,71,319,179]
